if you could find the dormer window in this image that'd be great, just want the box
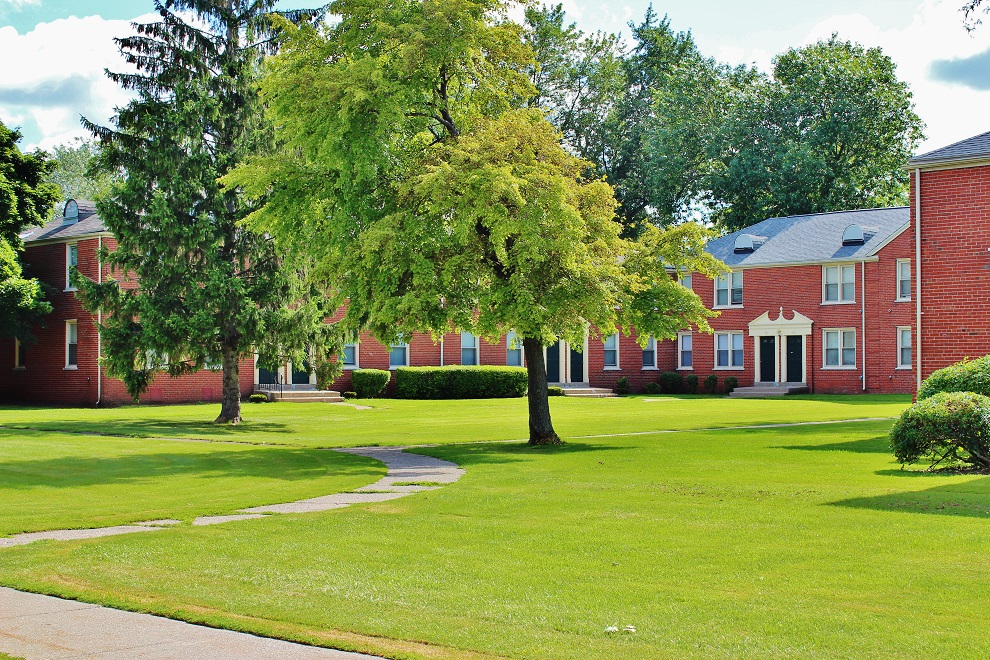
[63,200,79,224]
[733,234,755,253]
[841,224,864,246]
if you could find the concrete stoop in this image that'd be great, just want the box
[560,386,617,398]
[263,389,344,403]
[729,383,810,398]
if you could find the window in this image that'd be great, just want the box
[14,339,24,369]
[389,342,408,369]
[506,331,523,367]
[681,273,692,290]
[896,260,911,301]
[823,264,855,303]
[897,327,912,368]
[678,333,693,369]
[342,342,358,369]
[461,331,479,365]
[66,321,78,368]
[642,337,657,369]
[715,271,743,307]
[824,329,856,368]
[603,333,619,368]
[66,244,78,290]
[715,332,744,369]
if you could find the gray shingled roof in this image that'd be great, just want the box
[908,130,990,167]
[21,201,107,243]
[706,207,910,268]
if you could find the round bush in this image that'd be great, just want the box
[659,371,683,394]
[248,393,269,404]
[918,355,990,400]
[615,377,630,396]
[890,391,990,469]
[547,386,565,397]
[723,376,739,394]
[685,374,699,394]
[703,375,717,394]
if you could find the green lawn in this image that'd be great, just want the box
[0,429,382,536]
[5,395,990,658]
[0,394,910,447]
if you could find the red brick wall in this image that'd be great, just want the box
[865,230,916,393]
[913,165,990,381]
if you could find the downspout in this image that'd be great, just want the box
[95,235,103,407]
[915,168,923,392]
[809,322,815,394]
[861,259,867,391]
[439,338,444,366]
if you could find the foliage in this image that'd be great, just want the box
[342,391,357,400]
[723,376,739,394]
[963,0,989,30]
[79,1,335,423]
[615,376,630,395]
[643,382,661,395]
[685,374,698,394]
[395,366,528,399]
[547,386,564,396]
[44,138,119,207]
[226,2,723,444]
[0,121,58,340]
[917,355,990,400]
[708,36,925,232]
[659,371,683,394]
[248,393,270,403]
[351,369,391,399]
[704,374,718,394]
[890,392,990,469]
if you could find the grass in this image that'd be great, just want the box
[0,394,910,448]
[0,429,383,536]
[6,395,990,658]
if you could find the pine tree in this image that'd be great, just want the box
[81,1,332,423]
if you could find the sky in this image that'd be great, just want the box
[1,0,989,154]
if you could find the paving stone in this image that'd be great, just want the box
[0,525,162,548]
[192,514,269,526]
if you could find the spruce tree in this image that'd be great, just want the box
[81,1,332,423]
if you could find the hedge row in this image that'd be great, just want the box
[395,366,528,399]
[351,369,391,398]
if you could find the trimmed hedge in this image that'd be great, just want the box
[394,366,528,399]
[248,393,269,403]
[918,355,990,400]
[351,369,391,398]
[659,371,683,394]
[704,375,717,394]
[723,376,739,394]
[548,386,564,397]
[890,391,990,469]
[615,377,630,396]
[643,382,661,395]
[685,374,699,394]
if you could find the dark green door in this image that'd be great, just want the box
[291,361,310,385]
[759,336,776,382]
[786,335,803,382]
[259,367,277,385]
[570,346,584,383]
[546,342,560,383]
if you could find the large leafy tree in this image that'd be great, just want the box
[45,138,120,208]
[0,121,57,340]
[225,0,721,444]
[80,0,334,423]
[708,36,925,232]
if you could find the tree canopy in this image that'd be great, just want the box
[225,0,721,444]
[44,139,120,208]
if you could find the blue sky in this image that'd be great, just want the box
[1,0,989,153]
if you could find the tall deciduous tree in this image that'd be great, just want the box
[225,0,722,444]
[708,36,925,232]
[0,121,57,340]
[45,138,120,208]
[80,0,334,423]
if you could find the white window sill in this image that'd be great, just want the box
[822,366,857,370]
[894,298,912,303]
[388,366,406,370]
[676,366,693,371]
[12,366,25,372]
[64,365,78,370]
[895,366,912,370]
[712,305,744,310]
[603,366,622,371]
[641,366,659,371]
[63,287,78,293]
[821,300,856,306]
[714,366,744,371]
[343,365,358,370]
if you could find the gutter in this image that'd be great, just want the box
[95,235,103,407]
[915,168,923,392]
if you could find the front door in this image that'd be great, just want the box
[291,361,310,385]
[759,336,776,383]
[259,367,277,385]
[786,335,803,383]
[546,341,561,383]
[570,346,584,383]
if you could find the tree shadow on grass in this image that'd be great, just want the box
[774,434,891,454]
[5,418,292,440]
[0,448,381,489]
[419,441,628,467]
[831,477,990,519]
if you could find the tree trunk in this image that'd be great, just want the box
[215,346,242,425]
[523,338,561,446]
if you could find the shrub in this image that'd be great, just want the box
[685,374,699,394]
[723,376,739,394]
[394,366,528,399]
[615,377,630,396]
[548,386,565,396]
[351,369,391,398]
[643,382,661,395]
[248,393,269,403]
[659,371,683,394]
[890,391,990,469]
[918,355,990,400]
[704,375,717,394]
[342,391,357,400]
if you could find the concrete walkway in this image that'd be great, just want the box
[0,587,377,659]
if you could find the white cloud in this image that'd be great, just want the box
[1,0,42,8]
[0,13,156,151]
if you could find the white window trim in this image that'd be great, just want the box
[896,326,912,370]
[65,320,78,370]
[821,264,856,305]
[603,333,621,371]
[460,331,480,366]
[676,332,693,371]
[388,343,409,370]
[342,342,359,370]
[822,328,857,370]
[642,336,658,371]
[713,271,744,309]
[714,331,745,371]
[895,259,912,302]
[65,243,79,292]
[13,338,24,370]
[506,332,524,367]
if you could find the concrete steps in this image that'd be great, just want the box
[262,389,344,403]
[560,386,617,398]
[729,383,809,398]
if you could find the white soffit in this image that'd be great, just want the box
[748,309,813,337]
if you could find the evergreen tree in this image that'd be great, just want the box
[80,0,332,423]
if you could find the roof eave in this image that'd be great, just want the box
[904,155,990,172]
[25,230,113,247]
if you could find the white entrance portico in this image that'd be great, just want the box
[748,309,812,385]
